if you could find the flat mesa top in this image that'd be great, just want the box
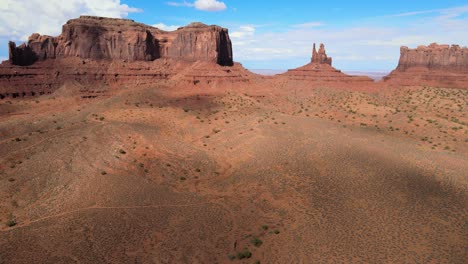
[66,16,221,32]
[401,43,467,51]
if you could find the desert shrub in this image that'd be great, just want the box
[6,219,16,227]
[252,238,263,247]
[119,149,126,154]
[237,250,252,259]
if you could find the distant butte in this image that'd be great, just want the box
[384,43,468,89]
[311,43,332,65]
[280,43,374,87]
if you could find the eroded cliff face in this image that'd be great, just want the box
[311,43,332,65]
[396,43,468,71]
[8,16,233,66]
[0,16,243,99]
[384,43,468,89]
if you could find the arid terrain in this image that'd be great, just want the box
[0,16,467,264]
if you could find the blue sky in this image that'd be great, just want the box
[1,0,467,71]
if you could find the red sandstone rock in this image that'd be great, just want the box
[282,43,374,87]
[0,58,181,99]
[0,16,240,99]
[384,43,468,89]
[8,16,233,66]
[311,43,332,65]
[396,43,468,71]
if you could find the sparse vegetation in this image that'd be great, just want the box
[6,219,16,227]
[252,238,263,247]
[236,250,252,259]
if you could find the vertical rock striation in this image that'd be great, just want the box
[311,43,332,65]
[7,16,233,66]
[384,43,468,88]
[0,16,239,98]
[396,43,468,71]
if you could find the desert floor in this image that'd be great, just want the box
[0,81,466,263]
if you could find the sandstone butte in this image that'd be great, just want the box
[8,16,233,66]
[383,43,468,89]
[279,43,375,88]
[0,16,255,99]
[0,16,467,100]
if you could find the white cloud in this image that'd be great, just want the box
[386,5,468,18]
[152,23,180,31]
[167,0,227,12]
[0,57,7,62]
[194,0,226,11]
[292,22,324,28]
[0,0,141,41]
[167,1,193,7]
[231,25,255,39]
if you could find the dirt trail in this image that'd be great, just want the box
[1,202,213,232]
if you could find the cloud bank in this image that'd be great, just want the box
[0,0,141,41]
[167,0,227,12]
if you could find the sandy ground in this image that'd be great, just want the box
[0,81,466,263]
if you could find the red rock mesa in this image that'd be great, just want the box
[8,16,233,66]
[0,16,252,99]
[384,43,468,89]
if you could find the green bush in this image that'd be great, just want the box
[252,238,263,247]
[6,219,16,227]
[237,250,252,259]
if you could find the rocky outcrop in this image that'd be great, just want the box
[8,16,233,66]
[281,43,374,87]
[0,16,241,99]
[384,43,468,89]
[311,43,332,65]
[0,58,180,99]
[396,43,468,71]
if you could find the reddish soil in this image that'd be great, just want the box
[0,75,466,263]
